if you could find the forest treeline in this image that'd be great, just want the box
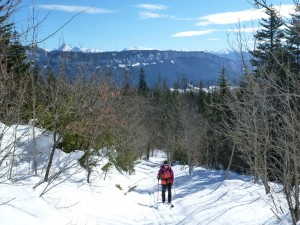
[2,0,300,223]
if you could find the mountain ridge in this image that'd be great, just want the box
[28,46,244,86]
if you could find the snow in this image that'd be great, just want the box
[132,63,141,67]
[122,47,156,51]
[0,123,295,225]
[56,43,101,53]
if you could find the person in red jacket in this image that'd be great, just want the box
[157,160,174,204]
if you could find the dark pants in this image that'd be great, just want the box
[162,183,172,203]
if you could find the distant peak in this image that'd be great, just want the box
[57,43,72,52]
[56,43,101,53]
[122,47,156,51]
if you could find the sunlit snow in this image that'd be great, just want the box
[0,123,295,225]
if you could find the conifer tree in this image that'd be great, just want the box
[0,0,30,124]
[250,6,285,78]
[215,67,232,170]
[218,66,229,97]
[0,0,28,78]
[285,4,300,75]
[138,67,148,97]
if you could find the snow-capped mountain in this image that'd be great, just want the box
[122,47,156,51]
[29,46,244,86]
[56,43,101,53]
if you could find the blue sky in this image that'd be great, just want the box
[15,0,294,52]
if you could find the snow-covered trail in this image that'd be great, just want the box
[131,151,276,225]
[0,124,293,225]
[129,151,181,225]
[1,148,286,225]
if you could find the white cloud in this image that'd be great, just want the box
[277,4,295,17]
[171,27,258,39]
[138,12,195,20]
[136,4,196,20]
[229,27,260,33]
[172,29,215,37]
[135,4,168,11]
[196,5,293,26]
[38,5,113,14]
[138,12,161,19]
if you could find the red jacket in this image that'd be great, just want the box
[157,165,174,185]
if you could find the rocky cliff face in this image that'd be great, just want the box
[28,48,243,86]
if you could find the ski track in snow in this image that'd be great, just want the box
[0,144,284,225]
[133,155,181,225]
[151,159,184,225]
[0,123,293,225]
[138,155,240,225]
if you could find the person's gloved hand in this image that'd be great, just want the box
[157,175,160,180]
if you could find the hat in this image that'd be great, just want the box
[163,160,168,165]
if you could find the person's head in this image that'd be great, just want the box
[163,160,169,168]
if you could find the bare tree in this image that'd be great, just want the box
[111,94,150,173]
[35,68,75,182]
[223,21,300,225]
[0,0,32,181]
[222,73,272,193]
[178,99,206,175]
[65,73,121,182]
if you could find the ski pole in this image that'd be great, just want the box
[173,182,176,195]
[157,179,159,204]
[172,182,176,202]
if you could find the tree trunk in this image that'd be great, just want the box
[44,131,57,182]
[146,145,150,160]
[8,127,18,180]
[224,144,235,180]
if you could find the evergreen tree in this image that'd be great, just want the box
[218,66,229,97]
[250,6,291,94]
[138,67,148,97]
[0,1,29,77]
[248,4,295,195]
[195,81,208,115]
[0,0,30,124]
[250,6,285,78]
[285,4,300,75]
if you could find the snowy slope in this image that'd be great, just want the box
[0,124,295,225]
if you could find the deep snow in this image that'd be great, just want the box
[0,123,296,225]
